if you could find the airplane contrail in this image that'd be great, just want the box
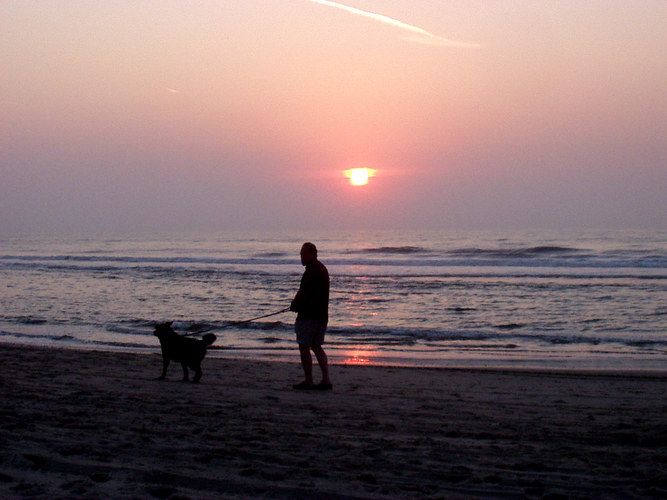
[304,0,481,48]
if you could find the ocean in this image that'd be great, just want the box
[1,229,665,371]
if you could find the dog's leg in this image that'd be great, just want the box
[181,363,189,382]
[157,357,169,380]
[192,363,202,383]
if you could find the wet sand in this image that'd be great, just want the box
[0,343,665,499]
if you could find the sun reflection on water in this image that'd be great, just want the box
[342,349,376,365]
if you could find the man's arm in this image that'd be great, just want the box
[290,290,304,312]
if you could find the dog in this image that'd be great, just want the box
[153,322,216,383]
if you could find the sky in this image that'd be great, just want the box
[1,0,665,235]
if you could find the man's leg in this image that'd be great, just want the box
[298,343,314,385]
[311,344,331,386]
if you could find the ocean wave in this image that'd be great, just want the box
[449,246,582,258]
[322,325,667,350]
[354,246,432,254]
[14,316,48,325]
[2,249,664,273]
[0,254,292,266]
[1,261,664,285]
[104,318,294,336]
[0,329,149,349]
[252,251,290,258]
[3,319,666,354]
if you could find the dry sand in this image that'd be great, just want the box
[0,344,665,499]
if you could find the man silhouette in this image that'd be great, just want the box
[290,242,332,390]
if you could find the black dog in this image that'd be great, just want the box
[154,322,216,383]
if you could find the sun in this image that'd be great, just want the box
[344,168,376,186]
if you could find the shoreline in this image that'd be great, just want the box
[1,343,666,498]
[1,338,666,378]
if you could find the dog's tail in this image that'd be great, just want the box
[202,333,216,346]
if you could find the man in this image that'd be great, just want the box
[290,242,332,390]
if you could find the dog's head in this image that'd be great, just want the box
[154,321,175,339]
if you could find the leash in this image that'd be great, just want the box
[183,307,291,336]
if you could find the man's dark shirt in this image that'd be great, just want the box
[291,260,329,324]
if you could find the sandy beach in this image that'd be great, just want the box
[0,344,665,499]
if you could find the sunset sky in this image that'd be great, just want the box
[2,1,665,234]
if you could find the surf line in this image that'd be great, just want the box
[182,307,292,336]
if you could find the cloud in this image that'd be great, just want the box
[304,0,482,48]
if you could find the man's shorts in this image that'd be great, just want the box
[295,318,327,346]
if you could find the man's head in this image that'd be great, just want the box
[300,242,317,266]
